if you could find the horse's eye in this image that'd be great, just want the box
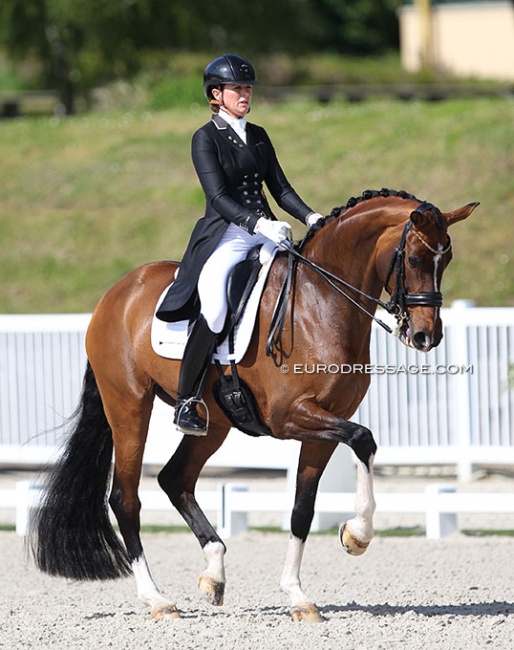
[408,256,421,268]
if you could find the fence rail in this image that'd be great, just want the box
[1,304,513,479]
[1,304,513,535]
[6,480,514,540]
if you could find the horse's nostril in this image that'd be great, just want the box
[412,331,432,350]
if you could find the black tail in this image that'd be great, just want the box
[29,362,131,580]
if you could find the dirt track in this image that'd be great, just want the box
[1,530,513,650]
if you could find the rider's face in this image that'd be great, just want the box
[213,84,253,118]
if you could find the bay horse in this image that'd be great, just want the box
[30,189,477,623]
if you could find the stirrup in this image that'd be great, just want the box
[174,397,210,437]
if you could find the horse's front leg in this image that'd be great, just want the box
[340,454,376,555]
[280,440,337,623]
[283,405,378,559]
[277,407,378,621]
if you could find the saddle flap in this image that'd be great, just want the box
[226,246,263,325]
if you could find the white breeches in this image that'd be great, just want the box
[198,223,272,333]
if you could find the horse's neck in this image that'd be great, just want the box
[305,214,393,298]
[294,213,404,354]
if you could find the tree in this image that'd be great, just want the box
[306,0,403,55]
[0,0,402,112]
[0,0,155,114]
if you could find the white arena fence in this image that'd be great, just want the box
[0,302,513,537]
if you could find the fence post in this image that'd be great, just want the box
[15,480,42,536]
[425,484,457,539]
[450,300,475,481]
[282,444,355,532]
[217,483,248,538]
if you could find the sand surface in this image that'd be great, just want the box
[1,529,513,650]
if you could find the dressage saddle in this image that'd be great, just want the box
[212,246,273,438]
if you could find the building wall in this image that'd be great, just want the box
[399,1,514,81]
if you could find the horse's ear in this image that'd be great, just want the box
[444,201,479,226]
[409,209,429,229]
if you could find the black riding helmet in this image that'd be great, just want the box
[203,54,259,99]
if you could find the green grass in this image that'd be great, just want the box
[462,529,514,538]
[0,95,513,312]
[120,525,514,537]
[1,522,512,536]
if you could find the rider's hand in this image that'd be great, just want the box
[255,217,293,245]
[306,212,324,228]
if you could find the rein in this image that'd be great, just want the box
[266,210,451,357]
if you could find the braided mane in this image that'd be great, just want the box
[300,188,426,247]
[329,188,420,220]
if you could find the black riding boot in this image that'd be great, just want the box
[174,315,217,435]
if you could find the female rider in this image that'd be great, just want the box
[157,54,323,434]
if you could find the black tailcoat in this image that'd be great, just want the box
[156,114,314,322]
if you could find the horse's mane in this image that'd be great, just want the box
[329,188,420,220]
[301,188,443,248]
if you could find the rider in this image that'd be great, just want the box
[157,53,323,435]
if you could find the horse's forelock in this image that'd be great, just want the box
[432,207,445,230]
[411,201,446,231]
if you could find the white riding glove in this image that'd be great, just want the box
[255,217,292,245]
[306,212,324,228]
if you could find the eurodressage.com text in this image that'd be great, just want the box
[282,363,474,375]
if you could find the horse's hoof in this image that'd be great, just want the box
[151,603,181,620]
[199,574,225,606]
[291,604,324,623]
[339,522,371,556]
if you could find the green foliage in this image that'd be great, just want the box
[0,0,160,109]
[0,0,405,109]
[149,75,204,110]
[306,0,404,55]
[0,58,31,91]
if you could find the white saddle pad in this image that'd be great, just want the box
[151,242,278,365]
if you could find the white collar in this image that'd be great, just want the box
[219,108,247,143]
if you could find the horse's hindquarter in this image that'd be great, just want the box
[86,261,180,385]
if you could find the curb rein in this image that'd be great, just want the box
[266,205,451,357]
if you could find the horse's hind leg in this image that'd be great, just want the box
[158,422,230,606]
[99,382,180,620]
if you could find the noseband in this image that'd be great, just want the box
[266,203,452,356]
[383,213,451,319]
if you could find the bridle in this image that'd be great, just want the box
[383,207,451,313]
[266,202,452,356]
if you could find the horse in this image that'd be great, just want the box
[30,189,477,623]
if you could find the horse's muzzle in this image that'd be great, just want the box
[411,329,439,352]
[397,311,443,352]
